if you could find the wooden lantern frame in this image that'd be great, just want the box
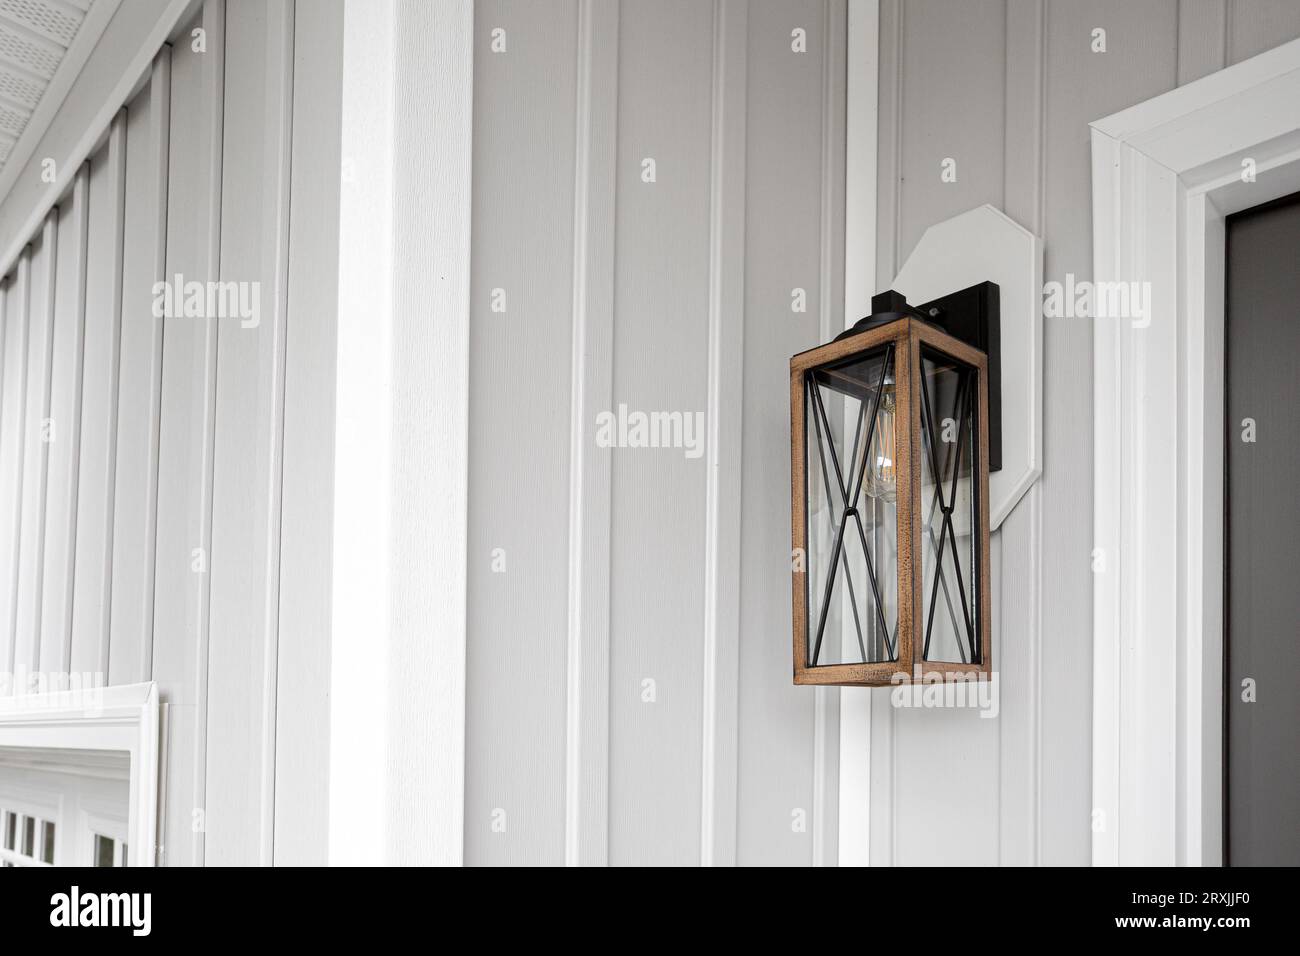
[791,316,992,687]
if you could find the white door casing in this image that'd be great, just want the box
[1091,36,1300,867]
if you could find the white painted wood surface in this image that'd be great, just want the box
[467,0,848,866]
[328,0,395,867]
[1092,35,1300,867]
[204,0,294,868]
[39,166,88,678]
[386,0,472,866]
[69,115,125,679]
[274,0,343,869]
[0,255,29,687]
[150,0,223,868]
[14,215,57,682]
[563,0,617,868]
[837,0,878,870]
[0,0,352,865]
[9,0,1292,871]
[108,53,169,689]
[852,0,1300,867]
[700,0,747,869]
[328,0,473,867]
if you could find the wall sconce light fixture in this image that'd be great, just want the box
[790,284,999,687]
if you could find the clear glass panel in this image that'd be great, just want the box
[94,834,115,868]
[21,816,33,856]
[41,821,54,864]
[919,347,980,664]
[3,811,13,850]
[804,345,899,666]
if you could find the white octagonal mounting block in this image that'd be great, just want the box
[891,204,1043,530]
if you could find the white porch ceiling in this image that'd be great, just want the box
[0,0,97,170]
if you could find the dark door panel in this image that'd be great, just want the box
[1225,190,1300,866]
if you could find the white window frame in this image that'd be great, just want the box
[0,682,160,866]
[1091,37,1300,867]
[0,780,63,866]
[0,762,129,866]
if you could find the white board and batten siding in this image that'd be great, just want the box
[869,0,1300,866]
[14,0,1295,870]
[0,0,344,865]
[466,0,848,866]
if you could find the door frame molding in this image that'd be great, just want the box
[1090,37,1300,866]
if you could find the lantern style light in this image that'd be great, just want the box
[790,284,999,687]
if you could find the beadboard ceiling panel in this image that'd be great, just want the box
[0,0,106,183]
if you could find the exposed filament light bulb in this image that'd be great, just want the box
[862,377,897,503]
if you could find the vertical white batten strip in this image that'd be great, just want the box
[330,0,474,865]
[998,0,1046,867]
[274,0,345,864]
[144,0,226,869]
[386,0,473,865]
[873,0,905,868]
[80,111,127,679]
[42,162,90,675]
[812,0,838,869]
[700,0,745,868]
[256,0,296,866]
[253,0,295,868]
[0,283,6,684]
[0,252,30,687]
[16,210,58,678]
[329,0,395,866]
[1090,128,1121,866]
[838,0,879,868]
[564,0,617,868]
[1030,1,1047,868]
[139,47,170,683]
[193,0,226,869]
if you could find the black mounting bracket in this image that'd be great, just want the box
[840,282,1002,472]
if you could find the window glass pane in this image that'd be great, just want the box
[95,834,115,867]
[804,344,899,666]
[919,347,980,665]
[121,843,128,866]
[22,816,34,856]
[3,811,14,850]
[41,821,55,864]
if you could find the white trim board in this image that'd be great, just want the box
[329,0,473,866]
[0,682,160,866]
[1091,35,1300,867]
[837,0,878,869]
